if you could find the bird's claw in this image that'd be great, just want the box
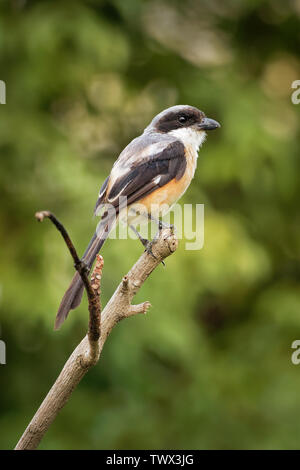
[144,240,158,260]
[158,220,175,233]
[144,240,165,266]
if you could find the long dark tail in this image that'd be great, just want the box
[54,215,115,330]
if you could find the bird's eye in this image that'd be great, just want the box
[178,115,187,123]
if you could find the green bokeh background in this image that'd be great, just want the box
[1,0,300,449]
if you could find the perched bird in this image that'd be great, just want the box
[55,105,220,329]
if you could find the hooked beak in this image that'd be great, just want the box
[198,117,221,131]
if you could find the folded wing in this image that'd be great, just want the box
[94,139,186,215]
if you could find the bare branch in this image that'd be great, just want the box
[35,211,101,359]
[35,211,95,300]
[35,211,81,266]
[15,218,178,450]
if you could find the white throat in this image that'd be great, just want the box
[169,127,206,152]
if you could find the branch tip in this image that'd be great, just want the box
[35,211,50,222]
[127,301,151,317]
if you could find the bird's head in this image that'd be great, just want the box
[145,105,220,149]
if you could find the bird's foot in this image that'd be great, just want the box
[145,239,166,267]
[144,239,158,260]
[130,224,165,266]
[147,214,175,233]
[158,220,175,233]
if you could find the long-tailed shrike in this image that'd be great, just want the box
[55,105,220,329]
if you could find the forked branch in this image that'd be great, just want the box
[15,212,178,450]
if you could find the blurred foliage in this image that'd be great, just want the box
[0,0,300,450]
